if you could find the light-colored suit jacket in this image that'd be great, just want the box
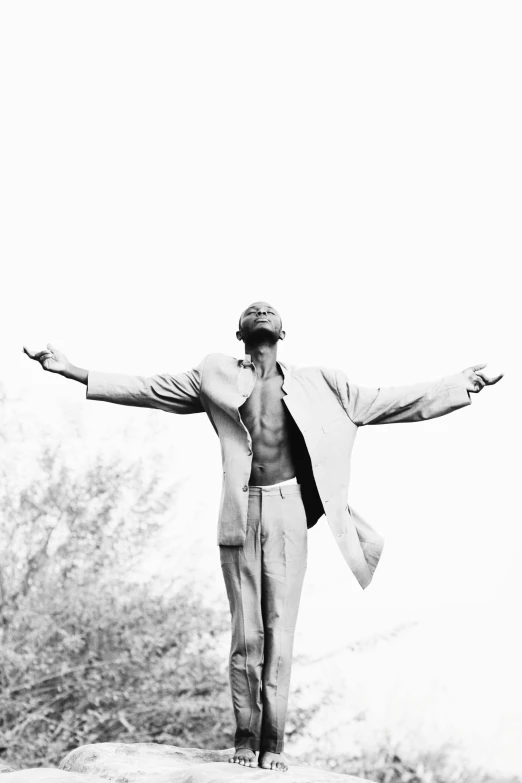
[87,353,471,588]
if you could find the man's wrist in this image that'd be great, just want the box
[63,364,88,385]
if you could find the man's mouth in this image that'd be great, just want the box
[255,318,269,323]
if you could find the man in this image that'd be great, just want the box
[24,302,502,772]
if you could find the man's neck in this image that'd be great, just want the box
[243,342,279,379]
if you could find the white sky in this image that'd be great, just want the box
[1,2,520,628]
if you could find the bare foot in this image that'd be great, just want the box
[259,751,288,772]
[228,748,257,767]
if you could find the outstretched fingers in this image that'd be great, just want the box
[476,369,504,386]
[23,346,52,362]
[465,363,504,392]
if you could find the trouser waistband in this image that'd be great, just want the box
[248,483,302,498]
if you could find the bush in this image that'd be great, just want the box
[0,580,233,767]
[0,396,234,768]
[303,747,519,783]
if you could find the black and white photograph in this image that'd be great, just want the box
[1,3,519,783]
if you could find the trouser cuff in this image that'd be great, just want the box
[260,740,284,753]
[235,739,260,752]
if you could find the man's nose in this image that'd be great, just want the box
[257,308,268,315]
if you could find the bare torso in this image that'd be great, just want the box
[240,367,296,486]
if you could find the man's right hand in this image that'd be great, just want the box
[23,343,71,375]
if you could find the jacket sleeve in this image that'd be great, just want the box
[86,357,207,414]
[335,370,471,426]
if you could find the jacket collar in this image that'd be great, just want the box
[239,354,292,394]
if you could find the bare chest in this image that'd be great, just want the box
[240,375,288,433]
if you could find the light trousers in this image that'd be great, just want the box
[219,484,308,753]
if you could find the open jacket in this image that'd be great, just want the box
[87,353,471,588]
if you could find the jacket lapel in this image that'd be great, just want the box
[279,362,315,434]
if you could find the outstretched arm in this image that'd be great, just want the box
[23,344,205,414]
[337,364,503,426]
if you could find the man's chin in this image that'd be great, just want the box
[245,327,279,345]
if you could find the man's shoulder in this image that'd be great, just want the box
[196,353,244,375]
[284,362,344,380]
[283,362,347,393]
[202,352,238,365]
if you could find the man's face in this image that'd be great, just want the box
[238,301,284,344]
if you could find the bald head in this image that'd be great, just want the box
[238,301,280,328]
[236,301,285,345]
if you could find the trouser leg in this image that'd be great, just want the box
[219,492,263,751]
[260,488,308,754]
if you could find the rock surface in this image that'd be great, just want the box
[60,743,371,782]
[0,770,109,783]
[60,744,231,780]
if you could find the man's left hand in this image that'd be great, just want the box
[463,363,504,393]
